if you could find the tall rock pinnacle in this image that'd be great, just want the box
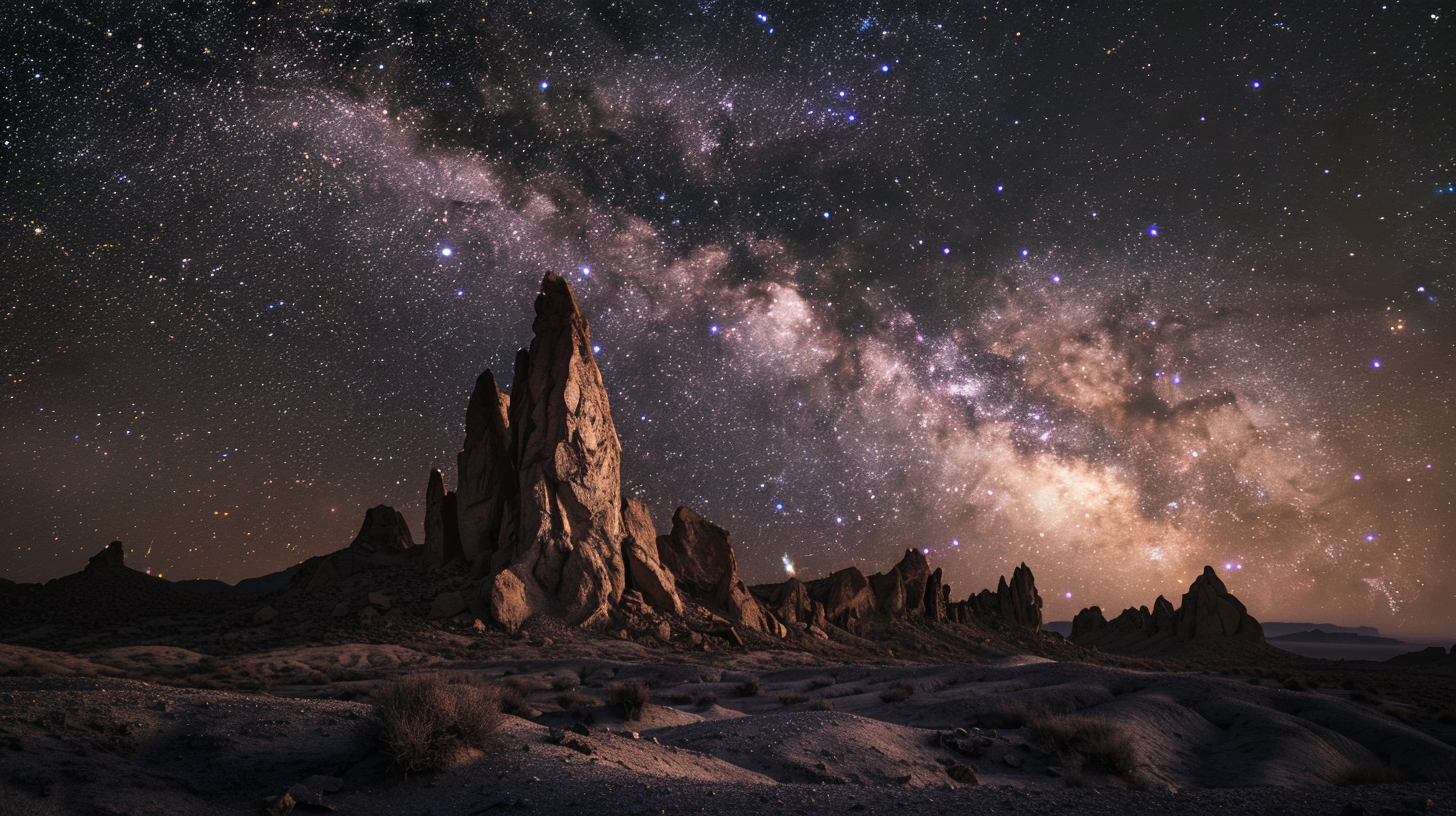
[490,272,626,626]
[456,369,514,564]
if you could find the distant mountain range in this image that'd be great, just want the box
[1266,629,1405,645]
[173,565,300,596]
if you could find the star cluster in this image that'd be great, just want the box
[1,1,1452,632]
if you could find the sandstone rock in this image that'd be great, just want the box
[348,505,414,554]
[924,568,947,622]
[367,591,391,610]
[751,577,815,627]
[965,562,1044,630]
[494,273,626,626]
[619,499,682,614]
[489,566,551,632]
[946,762,979,785]
[1175,566,1263,641]
[868,549,931,616]
[252,605,278,624]
[805,567,877,628]
[359,606,380,623]
[428,591,467,620]
[657,506,782,636]
[456,370,514,564]
[423,468,464,568]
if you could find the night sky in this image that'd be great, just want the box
[2,1,1452,633]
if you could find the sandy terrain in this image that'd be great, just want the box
[2,641,1454,816]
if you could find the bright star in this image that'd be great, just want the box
[440,247,453,257]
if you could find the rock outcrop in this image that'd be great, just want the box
[1069,566,1265,654]
[657,507,782,636]
[619,499,682,615]
[348,505,415,554]
[423,469,464,568]
[489,272,628,627]
[455,370,514,565]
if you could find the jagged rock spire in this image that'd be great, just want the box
[488,272,627,626]
[455,369,513,564]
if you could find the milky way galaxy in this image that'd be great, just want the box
[2,2,1452,633]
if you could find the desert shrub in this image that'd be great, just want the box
[1026,713,1142,788]
[555,690,599,719]
[779,692,809,706]
[808,677,835,690]
[497,684,530,717]
[1379,705,1421,726]
[1336,761,1404,785]
[735,675,763,697]
[879,681,916,703]
[372,673,504,775]
[979,699,1032,728]
[807,698,834,711]
[1282,676,1310,692]
[608,680,651,721]
[664,692,693,705]
[693,691,718,708]
[551,676,579,692]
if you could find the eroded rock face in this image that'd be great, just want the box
[349,505,415,554]
[657,506,780,635]
[963,562,1044,630]
[869,549,931,616]
[423,469,464,568]
[492,272,626,627]
[87,541,127,571]
[805,567,877,628]
[456,370,514,565]
[1176,566,1264,641]
[620,499,682,615]
[925,568,947,622]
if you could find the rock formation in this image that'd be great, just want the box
[486,272,628,627]
[455,370,514,565]
[348,505,415,554]
[657,507,782,636]
[423,469,464,568]
[619,499,682,615]
[968,563,1044,629]
[1069,566,1265,654]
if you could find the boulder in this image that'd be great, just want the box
[806,567,877,628]
[367,591,391,610]
[657,506,783,636]
[348,505,414,554]
[619,499,682,614]
[493,273,627,626]
[455,370,514,564]
[428,591,467,620]
[489,565,557,632]
[252,605,278,624]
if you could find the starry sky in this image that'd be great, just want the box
[2,1,1453,634]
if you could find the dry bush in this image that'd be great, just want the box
[807,677,835,690]
[497,684,530,717]
[979,699,1032,728]
[735,675,763,697]
[555,689,598,715]
[372,673,504,775]
[779,692,809,706]
[550,676,578,692]
[1282,676,1311,692]
[1336,761,1405,785]
[1379,705,1421,726]
[879,681,916,703]
[693,691,718,708]
[807,698,834,711]
[664,691,693,705]
[1026,713,1143,788]
[608,680,651,721]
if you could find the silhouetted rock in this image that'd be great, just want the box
[1070,567,1264,654]
[349,505,415,554]
[423,469,464,568]
[869,549,931,616]
[1176,566,1263,641]
[924,568,947,622]
[619,499,682,615]
[657,506,782,636]
[87,541,128,571]
[750,577,823,629]
[456,370,514,565]
[1385,645,1453,667]
[487,273,627,627]
[960,563,1044,630]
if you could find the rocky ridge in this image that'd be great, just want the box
[1069,565,1265,654]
